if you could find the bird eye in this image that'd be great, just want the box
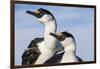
[39,11,43,15]
[39,11,45,17]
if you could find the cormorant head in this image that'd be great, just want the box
[26,8,55,23]
[50,32,75,48]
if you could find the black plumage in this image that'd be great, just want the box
[22,38,44,65]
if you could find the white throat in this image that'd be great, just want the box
[60,51,78,63]
[60,41,78,63]
[45,20,57,35]
[44,20,57,51]
[64,42,76,53]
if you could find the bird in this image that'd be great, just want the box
[50,32,83,63]
[22,8,63,65]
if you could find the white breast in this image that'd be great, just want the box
[35,41,57,64]
[60,51,79,63]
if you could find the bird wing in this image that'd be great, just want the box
[22,38,44,65]
[22,37,65,65]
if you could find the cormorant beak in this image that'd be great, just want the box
[50,33,59,39]
[26,10,41,18]
[50,33,66,41]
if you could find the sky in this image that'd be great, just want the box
[15,3,94,65]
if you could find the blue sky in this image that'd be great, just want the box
[15,4,94,65]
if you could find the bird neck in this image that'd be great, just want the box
[64,42,76,54]
[44,20,57,51]
[45,20,57,35]
[61,43,77,63]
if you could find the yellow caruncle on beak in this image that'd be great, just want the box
[33,10,40,14]
[56,32,63,37]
